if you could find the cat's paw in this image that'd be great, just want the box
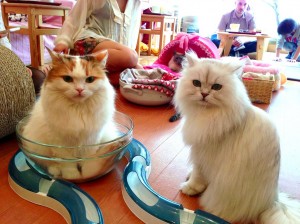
[62,171,81,180]
[48,166,61,178]
[60,166,81,180]
[180,181,206,196]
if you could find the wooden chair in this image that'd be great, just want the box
[1,2,70,68]
[136,14,177,56]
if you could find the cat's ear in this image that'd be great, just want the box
[91,50,108,67]
[46,47,59,60]
[185,50,198,67]
[231,63,244,77]
[221,57,244,76]
[45,47,62,65]
[230,62,244,77]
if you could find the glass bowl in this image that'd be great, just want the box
[16,111,133,183]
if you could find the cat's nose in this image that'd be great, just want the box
[76,88,83,94]
[201,92,209,99]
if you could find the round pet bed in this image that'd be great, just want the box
[120,33,220,106]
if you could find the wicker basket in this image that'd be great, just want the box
[242,78,274,104]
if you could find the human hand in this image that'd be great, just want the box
[286,59,297,63]
[0,30,8,38]
[232,38,243,47]
[273,57,282,62]
[53,43,69,54]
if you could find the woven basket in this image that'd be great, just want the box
[0,46,35,139]
[242,78,274,104]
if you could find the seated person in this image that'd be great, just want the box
[275,18,300,62]
[211,0,257,57]
[54,0,144,73]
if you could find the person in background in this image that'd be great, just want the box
[54,0,144,73]
[275,18,300,62]
[211,0,257,57]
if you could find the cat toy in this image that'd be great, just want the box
[122,139,230,224]
[8,139,228,224]
[8,150,103,224]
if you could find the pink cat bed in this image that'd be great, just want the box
[148,32,220,70]
[120,33,220,106]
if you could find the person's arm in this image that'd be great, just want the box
[275,48,281,58]
[273,35,285,61]
[248,13,256,32]
[54,0,96,52]
[290,45,300,61]
[291,32,300,61]
[217,14,229,32]
[0,30,8,38]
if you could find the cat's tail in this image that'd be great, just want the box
[259,193,300,224]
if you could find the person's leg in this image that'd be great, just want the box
[92,40,141,73]
[283,42,297,59]
[211,38,220,48]
[211,37,238,56]
[238,41,257,55]
[27,66,46,94]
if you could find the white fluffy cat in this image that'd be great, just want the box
[174,52,300,223]
[22,49,117,181]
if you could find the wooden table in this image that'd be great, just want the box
[136,14,177,56]
[0,81,299,223]
[1,2,70,68]
[217,31,270,60]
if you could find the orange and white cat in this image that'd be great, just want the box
[22,49,117,180]
[174,52,300,224]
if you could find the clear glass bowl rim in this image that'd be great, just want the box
[16,111,134,152]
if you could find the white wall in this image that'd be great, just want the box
[178,0,233,37]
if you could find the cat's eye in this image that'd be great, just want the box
[192,80,201,87]
[63,76,73,83]
[86,76,95,83]
[211,84,222,90]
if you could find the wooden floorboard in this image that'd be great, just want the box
[0,80,300,224]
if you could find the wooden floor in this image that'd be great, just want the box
[1,69,300,223]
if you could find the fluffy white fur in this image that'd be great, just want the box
[22,50,117,181]
[174,52,300,223]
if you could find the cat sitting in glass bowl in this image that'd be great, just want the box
[19,49,131,182]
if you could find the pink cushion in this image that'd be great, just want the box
[241,58,281,91]
[243,64,279,75]
[240,56,279,75]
